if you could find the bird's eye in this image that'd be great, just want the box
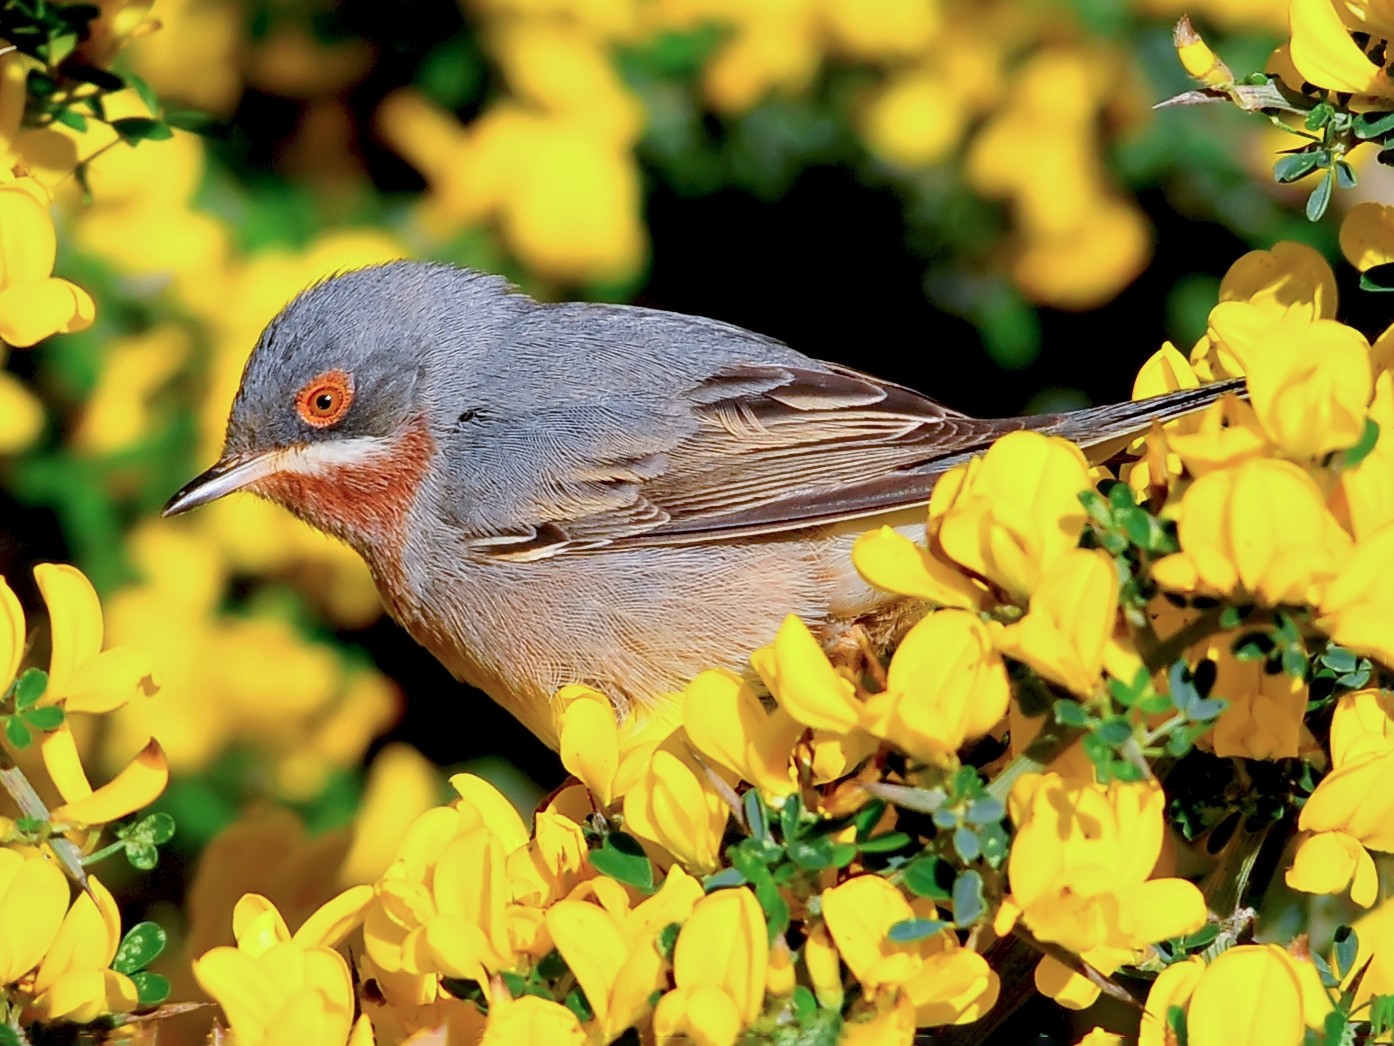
[295,370,355,428]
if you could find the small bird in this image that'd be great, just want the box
[165,262,1236,746]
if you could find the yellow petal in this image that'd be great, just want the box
[1186,944,1306,1046]
[1290,0,1391,94]
[34,875,121,995]
[233,895,292,955]
[752,615,861,733]
[673,888,768,1026]
[34,563,103,701]
[0,854,68,982]
[52,739,169,826]
[60,646,156,714]
[449,774,528,854]
[851,525,983,608]
[546,899,628,1027]
[1140,957,1205,1046]
[1341,202,1394,272]
[0,575,21,686]
[683,669,799,797]
[653,984,742,1046]
[556,685,621,805]
[40,724,92,803]
[821,874,917,988]
[294,885,374,948]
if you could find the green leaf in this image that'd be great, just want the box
[1354,109,1394,138]
[4,716,32,749]
[1306,169,1335,221]
[21,704,64,731]
[62,62,123,91]
[126,842,158,871]
[791,985,817,1022]
[964,797,1004,826]
[1166,1004,1189,1046]
[886,917,949,943]
[852,799,887,839]
[1344,418,1380,466]
[1336,160,1358,189]
[110,117,173,144]
[588,832,654,892]
[902,855,954,900]
[162,109,223,136]
[787,835,835,872]
[113,922,167,974]
[856,831,913,854]
[779,792,804,843]
[1053,700,1090,729]
[1273,152,1320,184]
[13,668,47,709]
[744,790,769,841]
[51,106,88,132]
[703,867,746,891]
[1334,925,1359,979]
[0,1025,21,1046]
[1096,716,1133,747]
[133,811,176,846]
[951,870,986,927]
[1305,102,1335,130]
[125,72,159,114]
[563,985,594,1023]
[657,922,681,959]
[951,826,981,863]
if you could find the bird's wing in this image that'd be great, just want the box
[450,360,1043,560]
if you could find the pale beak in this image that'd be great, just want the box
[162,451,281,517]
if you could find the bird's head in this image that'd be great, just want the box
[163,261,518,557]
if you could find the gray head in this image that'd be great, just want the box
[162,261,526,533]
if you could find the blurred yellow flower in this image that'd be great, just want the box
[653,887,768,1046]
[1152,459,1351,606]
[0,175,95,347]
[861,609,1010,763]
[0,352,43,452]
[819,0,939,59]
[30,876,138,1023]
[993,548,1118,698]
[860,70,968,168]
[1341,201,1394,272]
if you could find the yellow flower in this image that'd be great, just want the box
[554,684,678,806]
[852,523,987,610]
[1208,303,1373,460]
[752,614,862,734]
[803,920,845,1010]
[622,732,730,874]
[993,548,1118,698]
[1317,521,1394,668]
[682,669,801,797]
[936,431,1092,604]
[1206,642,1307,760]
[0,176,95,347]
[194,894,363,1046]
[1286,829,1379,906]
[1006,774,1206,958]
[1140,957,1205,1046]
[32,563,156,714]
[860,610,1010,764]
[1182,944,1324,1046]
[1165,396,1272,475]
[860,69,968,168]
[1174,15,1234,88]
[480,989,586,1044]
[1133,341,1202,435]
[1340,201,1394,272]
[1218,242,1337,321]
[821,874,999,1027]
[340,744,445,886]
[653,888,768,1046]
[1338,373,1394,539]
[0,354,42,453]
[1152,459,1351,606]
[43,727,169,829]
[1289,0,1393,95]
[31,876,138,1023]
[0,850,69,985]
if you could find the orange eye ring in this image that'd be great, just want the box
[295,370,355,428]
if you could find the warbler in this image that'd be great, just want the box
[165,262,1236,745]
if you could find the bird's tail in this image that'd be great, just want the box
[1026,377,1246,452]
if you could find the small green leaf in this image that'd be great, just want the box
[964,797,1004,826]
[1053,700,1090,729]
[22,704,64,731]
[563,985,594,1023]
[1166,1004,1189,1046]
[1334,925,1359,979]
[1274,152,1320,184]
[162,109,223,135]
[787,836,835,872]
[791,984,817,1021]
[902,855,954,900]
[51,106,88,132]
[1306,169,1335,221]
[0,1025,21,1046]
[1354,109,1394,138]
[126,843,158,871]
[1096,716,1133,747]
[588,832,654,892]
[657,922,681,959]
[125,72,159,114]
[136,812,176,846]
[852,799,888,839]
[951,870,986,927]
[1344,418,1380,467]
[703,867,746,891]
[1336,160,1358,189]
[110,117,173,144]
[951,825,981,863]
[856,831,913,854]
[113,922,167,974]
[5,716,32,749]
[886,917,949,943]
[830,843,857,868]
[744,790,769,842]
[13,668,47,709]
[779,792,803,843]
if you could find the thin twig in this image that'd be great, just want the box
[0,760,90,890]
[1011,926,1143,1011]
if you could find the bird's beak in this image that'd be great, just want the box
[162,451,282,517]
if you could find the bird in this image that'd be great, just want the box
[164,262,1239,747]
